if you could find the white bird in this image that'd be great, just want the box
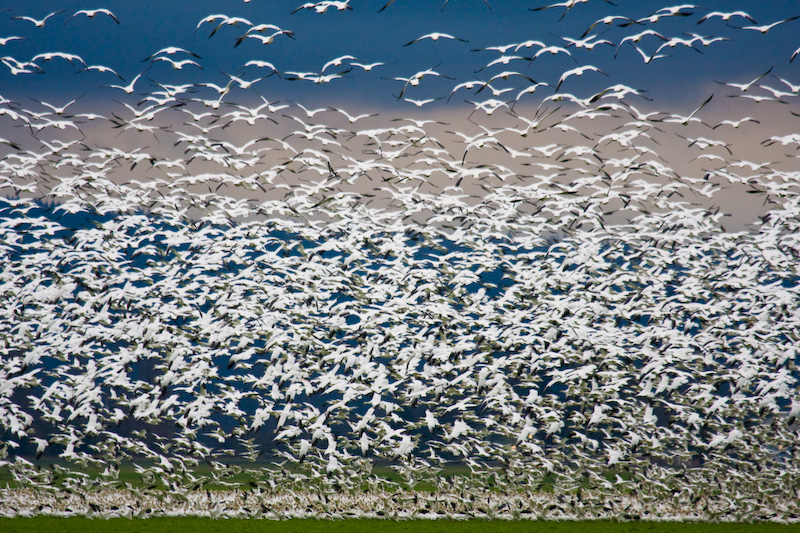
[757,84,795,100]
[615,30,667,58]
[697,10,756,25]
[285,69,350,84]
[234,23,293,47]
[142,46,202,63]
[776,77,800,93]
[404,97,442,107]
[465,97,510,117]
[195,14,228,34]
[242,60,282,77]
[326,107,377,123]
[533,45,576,62]
[2,57,43,75]
[424,409,439,432]
[510,82,549,108]
[290,102,328,118]
[102,70,148,94]
[64,8,120,25]
[682,33,730,48]
[562,34,613,50]
[712,117,759,129]
[31,52,87,67]
[530,0,611,21]
[153,57,202,70]
[326,454,342,473]
[447,80,487,103]
[655,36,703,55]
[32,437,48,460]
[472,43,518,53]
[580,15,636,38]
[630,44,668,64]
[404,32,468,47]
[633,4,696,24]
[730,93,787,104]
[350,61,384,71]
[739,15,800,34]
[555,65,607,90]
[222,72,266,89]
[0,36,24,45]
[394,435,414,458]
[393,67,453,100]
[660,93,713,125]
[477,71,537,93]
[322,54,358,72]
[298,439,311,460]
[30,95,83,116]
[235,29,294,47]
[195,81,231,96]
[82,64,123,78]
[11,10,63,27]
[292,1,352,14]
[207,16,254,39]
[715,66,773,92]
[478,54,532,71]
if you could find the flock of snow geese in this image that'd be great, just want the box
[1,0,800,521]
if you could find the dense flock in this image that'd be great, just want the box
[1,0,799,521]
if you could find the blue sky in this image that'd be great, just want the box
[2,1,799,110]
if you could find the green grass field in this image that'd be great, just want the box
[0,519,798,533]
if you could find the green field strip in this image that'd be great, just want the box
[1,518,799,533]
